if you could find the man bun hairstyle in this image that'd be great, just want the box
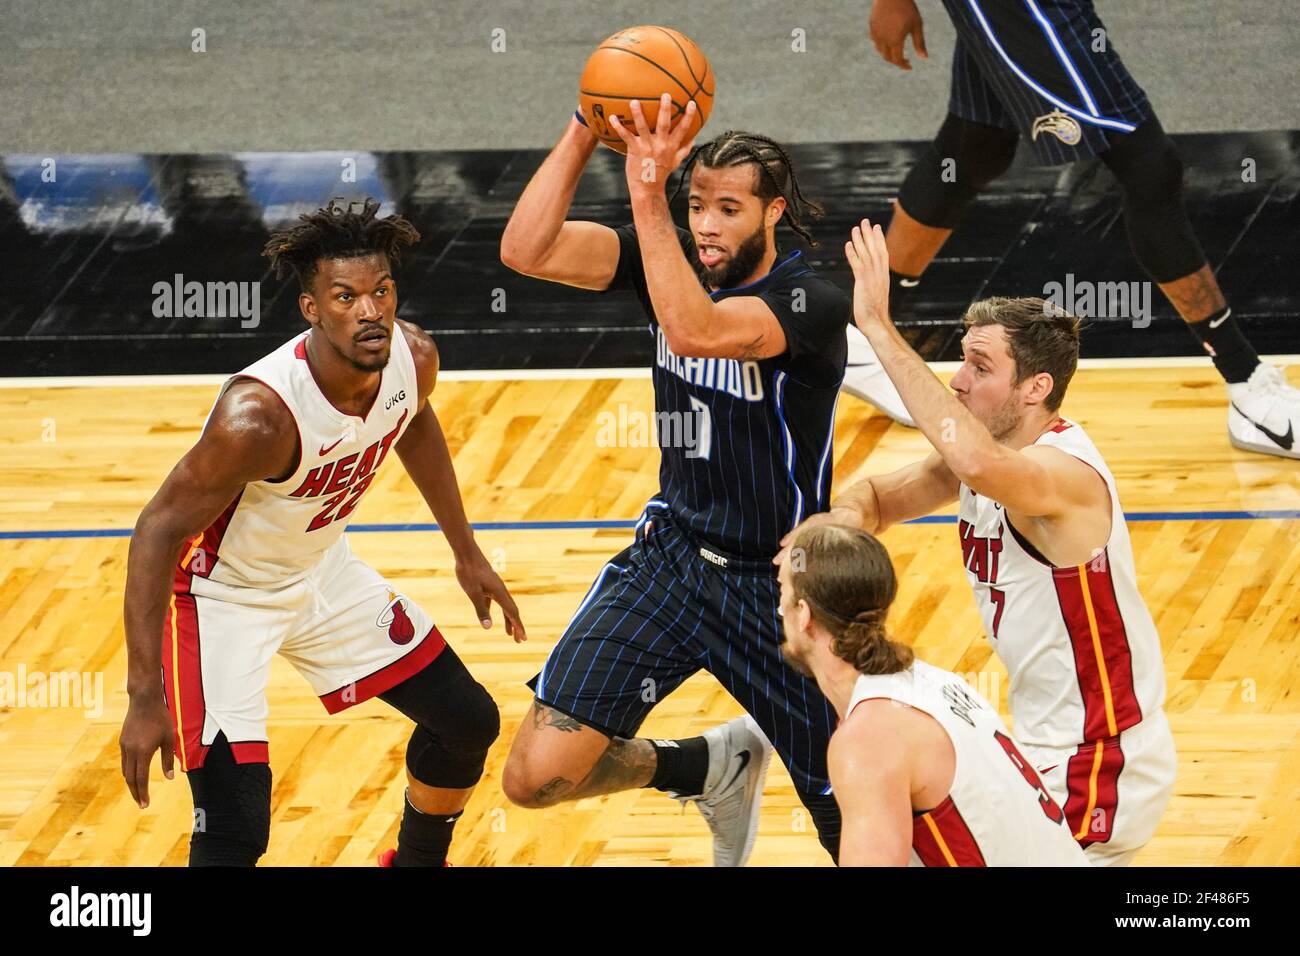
[789,525,913,676]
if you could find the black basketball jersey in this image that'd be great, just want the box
[601,222,849,558]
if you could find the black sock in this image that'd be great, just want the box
[646,737,710,795]
[1187,306,1260,384]
[394,791,460,867]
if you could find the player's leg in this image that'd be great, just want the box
[1082,711,1177,866]
[502,517,709,810]
[185,732,272,866]
[696,561,843,862]
[375,644,500,866]
[165,589,288,866]
[1097,115,1300,458]
[279,539,486,865]
[843,34,1020,423]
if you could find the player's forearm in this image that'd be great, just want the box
[830,481,883,534]
[628,190,715,352]
[862,322,1000,481]
[395,410,478,558]
[500,117,599,271]
[122,516,190,701]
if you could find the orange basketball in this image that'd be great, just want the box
[578,26,715,154]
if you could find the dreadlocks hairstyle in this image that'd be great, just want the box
[671,131,825,246]
[261,197,421,291]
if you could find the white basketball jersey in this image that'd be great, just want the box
[846,660,1087,867]
[176,329,420,589]
[956,417,1165,749]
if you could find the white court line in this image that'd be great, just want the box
[2,355,1299,389]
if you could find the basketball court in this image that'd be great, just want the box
[1,1,1298,870]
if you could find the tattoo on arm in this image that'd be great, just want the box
[737,333,766,360]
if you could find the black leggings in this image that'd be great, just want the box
[898,112,1206,283]
[185,644,498,866]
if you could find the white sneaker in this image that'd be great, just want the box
[1227,364,1300,460]
[842,324,916,427]
[673,715,773,867]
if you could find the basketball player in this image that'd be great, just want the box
[777,524,1086,866]
[785,218,1176,865]
[498,95,850,864]
[119,198,524,867]
[844,0,1300,461]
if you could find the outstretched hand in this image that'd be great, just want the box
[844,218,894,337]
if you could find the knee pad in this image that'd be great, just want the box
[1100,118,1206,282]
[898,114,1019,228]
[186,735,272,867]
[405,679,500,789]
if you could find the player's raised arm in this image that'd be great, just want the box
[120,381,296,808]
[499,114,623,290]
[828,706,915,867]
[844,218,1105,518]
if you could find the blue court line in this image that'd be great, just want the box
[2,510,1297,541]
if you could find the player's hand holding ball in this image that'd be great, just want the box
[845,218,894,337]
[609,94,697,196]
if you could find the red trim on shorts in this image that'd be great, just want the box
[230,741,270,764]
[1051,556,1143,741]
[162,590,210,771]
[318,625,448,714]
[912,796,987,867]
[1062,736,1125,846]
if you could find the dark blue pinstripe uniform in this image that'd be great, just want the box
[943,0,1151,165]
[528,223,849,838]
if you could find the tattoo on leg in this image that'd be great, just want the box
[530,702,585,733]
[534,776,573,805]
[529,739,658,807]
[1160,264,1225,323]
[572,738,657,798]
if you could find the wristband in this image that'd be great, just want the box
[574,109,588,127]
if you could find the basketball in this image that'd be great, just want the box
[578,25,715,154]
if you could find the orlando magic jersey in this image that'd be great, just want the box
[602,223,850,558]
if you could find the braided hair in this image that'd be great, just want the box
[262,197,421,291]
[671,130,825,246]
[789,525,913,675]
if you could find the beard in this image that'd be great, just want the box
[701,222,769,290]
[325,329,390,373]
[984,391,1025,442]
[778,635,814,678]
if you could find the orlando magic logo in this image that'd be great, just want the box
[1031,110,1083,146]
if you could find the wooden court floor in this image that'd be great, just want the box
[0,364,1297,866]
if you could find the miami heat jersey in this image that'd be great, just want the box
[956,418,1166,749]
[178,328,419,589]
[846,660,1086,866]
